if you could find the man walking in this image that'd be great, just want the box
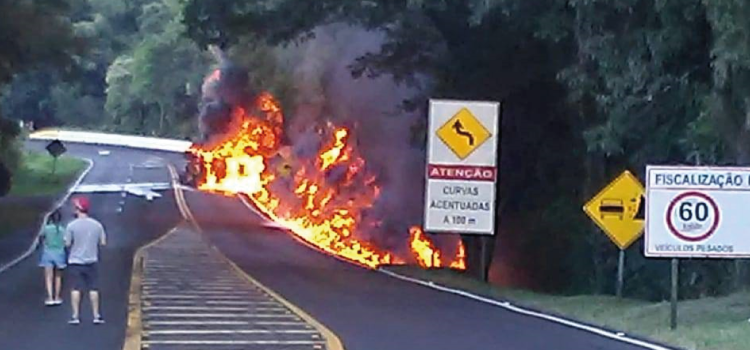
[64,196,106,325]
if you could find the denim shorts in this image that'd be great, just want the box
[38,250,67,269]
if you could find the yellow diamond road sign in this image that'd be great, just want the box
[583,170,645,250]
[436,108,491,160]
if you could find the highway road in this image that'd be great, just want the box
[186,190,663,350]
[0,142,672,350]
[0,143,183,350]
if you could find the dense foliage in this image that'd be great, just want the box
[3,0,750,298]
[0,0,81,193]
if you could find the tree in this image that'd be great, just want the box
[544,0,714,295]
[105,55,144,132]
[704,0,750,164]
[0,0,80,85]
[180,0,736,297]
[2,0,208,136]
[0,0,80,176]
[105,0,208,137]
[0,117,21,170]
[0,160,10,197]
[1,69,58,127]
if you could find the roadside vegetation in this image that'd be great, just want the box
[388,265,750,350]
[9,151,87,197]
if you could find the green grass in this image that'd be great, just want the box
[9,151,87,196]
[0,151,86,238]
[0,201,47,237]
[386,265,750,350]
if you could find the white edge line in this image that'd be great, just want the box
[237,195,288,230]
[378,269,675,350]
[237,195,368,268]
[0,158,94,274]
[233,169,674,350]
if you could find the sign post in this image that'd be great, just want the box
[425,99,500,280]
[45,140,67,176]
[646,165,750,328]
[583,170,645,298]
[616,249,625,298]
[670,257,679,330]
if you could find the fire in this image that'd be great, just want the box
[189,87,466,270]
[409,226,466,269]
[449,239,466,270]
[409,226,441,268]
[319,128,350,171]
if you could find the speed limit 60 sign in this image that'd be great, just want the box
[646,165,750,258]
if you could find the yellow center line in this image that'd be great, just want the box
[142,306,287,312]
[143,294,259,299]
[142,340,324,345]
[145,300,279,305]
[144,329,318,335]
[145,320,308,326]
[144,313,297,318]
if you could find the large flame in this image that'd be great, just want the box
[189,85,465,270]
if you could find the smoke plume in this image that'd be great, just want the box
[197,24,459,259]
[198,46,254,141]
[281,24,448,254]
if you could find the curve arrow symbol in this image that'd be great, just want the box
[452,120,475,146]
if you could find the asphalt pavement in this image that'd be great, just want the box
[184,190,664,350]
[0,143,182,350]
[0,142,671,350]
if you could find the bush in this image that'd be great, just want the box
[0,117,21,197]
[0,161,9,197]
[0,117,21,172]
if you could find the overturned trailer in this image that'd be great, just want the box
[181,142,294,190]
[180,150,203,187]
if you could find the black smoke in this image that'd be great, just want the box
[282,24,457,256]
[198,46,254,142]
[195,25,460,259]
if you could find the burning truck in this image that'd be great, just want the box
[182,52,466,270]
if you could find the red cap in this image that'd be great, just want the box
[72,196,90,212]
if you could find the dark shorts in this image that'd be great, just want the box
[68,263,99,291]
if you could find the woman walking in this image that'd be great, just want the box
[39,210,66,306]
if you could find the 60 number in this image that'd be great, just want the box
[679,202,709,222]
